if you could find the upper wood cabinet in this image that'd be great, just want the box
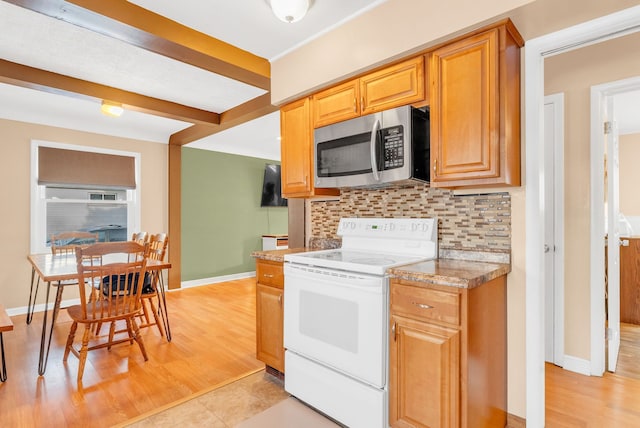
[430,20,523,188]
[280,97,340,198]
[312,56,425,128]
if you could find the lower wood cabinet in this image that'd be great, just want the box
[390,315,460,427]
[255,259,285,373]
[389,276,507,427]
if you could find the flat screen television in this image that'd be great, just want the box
[260,164,287,207]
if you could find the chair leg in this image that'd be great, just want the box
[140,298,152,325]
[130,318,148,361]
[63,321,78,362]
[107,321,116,350]
[148,297,165,337]
[77,326,91,385]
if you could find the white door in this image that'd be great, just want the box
[544,94,565,366]
[606,100,621,373]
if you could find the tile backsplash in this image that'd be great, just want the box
[310,183,511,254]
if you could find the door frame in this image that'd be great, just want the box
[524,5,640,426]
[591,76,640,374]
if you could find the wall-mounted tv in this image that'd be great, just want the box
[260,164,287,207]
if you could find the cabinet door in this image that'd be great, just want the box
[281,98,313,197]
[312,79,360,128]
[389,314,460,428]
[256,283,284,372]
[430,28,499,185]
[361,56,425,115]
[280,98,340,198]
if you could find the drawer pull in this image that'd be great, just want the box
[412,301,434,310]
[263,274,274,278]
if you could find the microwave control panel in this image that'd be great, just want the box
[381,125,404,170]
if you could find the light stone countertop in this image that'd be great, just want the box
[251,248,311,263]
[388,258,511,289]
[252,248,510,289]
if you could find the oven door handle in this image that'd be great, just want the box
[370,119,381,182]
[285,264,383,292]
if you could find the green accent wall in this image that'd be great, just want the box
[181,148,288,281]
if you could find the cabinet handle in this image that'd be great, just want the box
[433,158,437,173]
[263,274,274,278]
[412,301,434,310]
[353,97,357,112]
[278,294,282,305]
[392,322,397,341]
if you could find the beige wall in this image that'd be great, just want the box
[545,31,640,361]
[620,133,640,216]
[0,118,167,309]
[271,0,640,419]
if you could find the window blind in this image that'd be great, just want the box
[38,146,136,189]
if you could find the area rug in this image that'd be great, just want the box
[113,367,287,427]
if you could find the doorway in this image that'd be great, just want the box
[525,5,640,425]
[591,80,640,374]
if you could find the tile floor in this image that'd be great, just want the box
[124,370,341,427]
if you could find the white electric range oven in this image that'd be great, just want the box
[284,217,438,428]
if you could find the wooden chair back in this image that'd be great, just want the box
[148,233,168,262]
[75,241,149,321]
[51,231,99,256]
[131,231,148,245]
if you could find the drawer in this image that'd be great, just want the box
[391,283,460,325]
[256,260,284,288]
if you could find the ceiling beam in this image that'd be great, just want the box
[169,93,278,146]
[6,0,271,90]
[0,59,220,125]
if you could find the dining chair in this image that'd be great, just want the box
[63,241,150,385]
[51,231,99,256]
[131,231,148,245]
[137,233,169,336]
[35,231,100,325]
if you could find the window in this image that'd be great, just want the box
[31,141,141,253]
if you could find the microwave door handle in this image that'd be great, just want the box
[370,119,381,181]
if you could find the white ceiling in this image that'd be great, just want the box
[0,0,386,160]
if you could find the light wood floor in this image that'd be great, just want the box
[545,322,640,427]
[0,277,263,427]
[2,277,640,427]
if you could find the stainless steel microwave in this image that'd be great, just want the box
[314,105,429,188]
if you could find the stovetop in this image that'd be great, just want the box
[285,218,438,276]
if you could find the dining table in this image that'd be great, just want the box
[26,252,172,376]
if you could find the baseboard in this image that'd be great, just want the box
[507,413,526,428]
[7,298,81,316]
[562,354,591,376]
[180,271,256,288]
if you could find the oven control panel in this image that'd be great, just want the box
[337,218,437,241]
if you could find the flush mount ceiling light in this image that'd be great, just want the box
[100,100,124,117]
[270,0,310,23]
